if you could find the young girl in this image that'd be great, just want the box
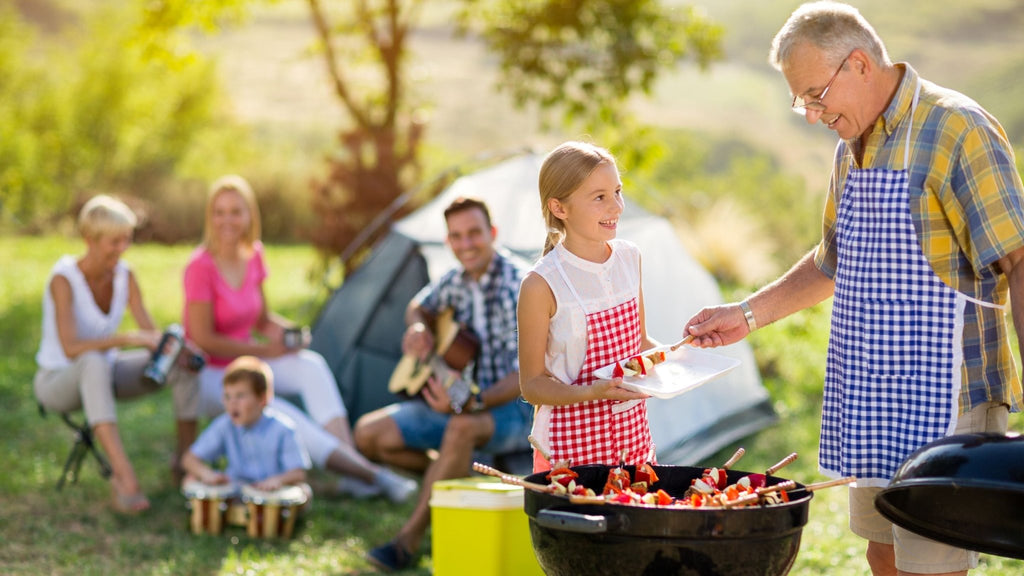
[519,141,657,473]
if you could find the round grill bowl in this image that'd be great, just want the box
[523,464,812,576]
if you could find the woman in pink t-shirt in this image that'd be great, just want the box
[183,175,415,503]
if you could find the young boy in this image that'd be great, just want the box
[181,356,312,500]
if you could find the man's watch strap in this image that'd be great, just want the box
[468,392,485,413]
[740,299,757,332]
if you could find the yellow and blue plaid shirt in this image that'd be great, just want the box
[815,63,1024,413]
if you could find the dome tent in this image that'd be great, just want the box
[310,153,776,466]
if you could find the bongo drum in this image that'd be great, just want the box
[182,480,241,535]
[241,484,308,539]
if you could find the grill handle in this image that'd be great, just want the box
[534,509,629,534]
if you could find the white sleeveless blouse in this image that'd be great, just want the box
[36,255,130,370]
[531,239,641,385]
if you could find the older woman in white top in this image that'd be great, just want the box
[34,195,200,514]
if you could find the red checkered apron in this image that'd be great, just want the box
[545,297,654,467]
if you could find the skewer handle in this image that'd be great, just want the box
[528,435,552,461]
[568,494,607,505]
[722,447,746,470]
[756,480,796,495]
[766,452,799,475]
[722,493,761,508]
[646,444,657,465]
[472,462,552,493]
[670,334,694,351]
[803,476,856,492]
[472,462,504,478]
[517,478,557,493]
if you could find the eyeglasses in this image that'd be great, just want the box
[791,54,851,115]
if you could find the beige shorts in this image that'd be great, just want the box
[848,400,1009,573]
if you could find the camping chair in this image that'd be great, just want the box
[37,403,111,490]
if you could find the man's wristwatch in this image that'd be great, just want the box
[467,392,485,413]
[739,299,758,332]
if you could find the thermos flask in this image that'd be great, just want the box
[143,324,185,386]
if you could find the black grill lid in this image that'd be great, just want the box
[875,433,1024,560]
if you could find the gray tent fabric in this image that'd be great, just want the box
[311,153,776,465]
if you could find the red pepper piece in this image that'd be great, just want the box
[636,462,659,485]
[612,362,624,379]
[656,489,672,506]
[545,467,578,482]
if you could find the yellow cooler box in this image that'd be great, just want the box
[430,477,544,576]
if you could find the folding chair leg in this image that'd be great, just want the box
[58,441,87,490]
[56,414,111,491]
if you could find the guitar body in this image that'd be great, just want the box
[388,309,480,397]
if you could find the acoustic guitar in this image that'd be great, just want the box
[388,309,481,399]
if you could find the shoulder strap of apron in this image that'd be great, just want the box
[552,248,588,310]
[901,80,1001,312]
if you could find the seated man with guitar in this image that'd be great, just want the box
[355,196,533,572]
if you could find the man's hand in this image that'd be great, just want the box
[403,322,435,362]
[422,374,456,414]
[683,303,751,348]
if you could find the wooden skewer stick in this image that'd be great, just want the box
[527,435,550,461]
[472,461,506,478]
[722,493,761,508]
[801,476,857,492]
[670,334,694,351]
[472,462,552,493]
[766,452,799,476]
[756,480,796,495]
[722,447,746,470]
[568,494,607,505]
[528,434,574,470]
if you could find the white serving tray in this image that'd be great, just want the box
[593,344,741,399]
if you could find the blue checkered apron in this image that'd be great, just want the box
[820,81,994,486]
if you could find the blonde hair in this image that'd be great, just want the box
[203,175,262,249]
[769,1,890,71]
[223,355,274,398]
[537,141,617,255]
[78,195,137,240]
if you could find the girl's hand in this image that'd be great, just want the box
[592,378,650,402]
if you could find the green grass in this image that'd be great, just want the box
[1,235,1022,575]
